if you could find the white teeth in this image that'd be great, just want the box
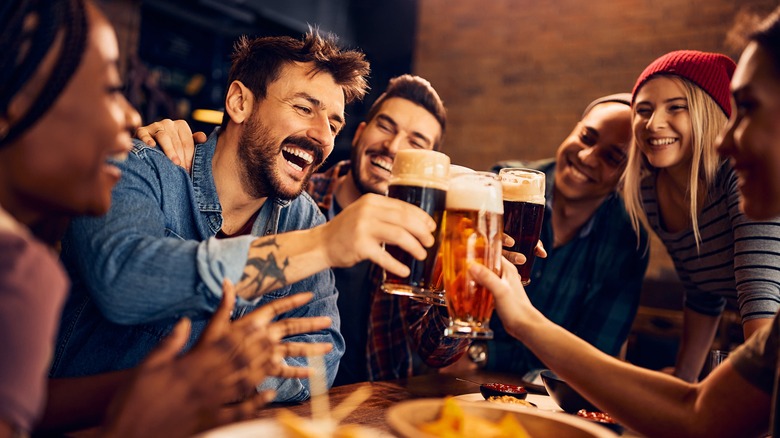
[370,156,393,172]
[649,138,677,146]
[288,160,302,172]
[282,146,314,165]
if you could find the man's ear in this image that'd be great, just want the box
[352,121,367,147]
[224,81,254,125]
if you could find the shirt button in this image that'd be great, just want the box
[265,229,272,235]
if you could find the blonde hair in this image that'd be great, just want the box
[621,76,727,250]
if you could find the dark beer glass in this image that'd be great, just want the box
[499,168,545,286]
[381,149,450,300]
[442,172,504,339]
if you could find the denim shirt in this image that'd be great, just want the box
[51,131,343,402]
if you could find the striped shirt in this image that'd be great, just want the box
[641,162,780,321]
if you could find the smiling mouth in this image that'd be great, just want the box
[647,137,678,147]
[566,156,594,183]
[369,154,393,173]
[282,145,315,172]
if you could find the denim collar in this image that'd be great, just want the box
[192,129,291,235]
[191,130,221,213]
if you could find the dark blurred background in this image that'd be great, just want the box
[99,0,420,166]
[96,0,776,371]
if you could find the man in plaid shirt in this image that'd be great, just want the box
[308,75,471,385]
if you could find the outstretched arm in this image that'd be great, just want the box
[66,143,436,324]
[472,258,771,438]
[672,308,721,382]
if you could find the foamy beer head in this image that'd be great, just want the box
[446,172,504,214]
[498,168,545,205]
[449,164,475,177]
[389,149,450,191]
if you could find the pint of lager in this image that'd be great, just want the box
[499,168,545,286]
[442,172,503,339]
[381,149,450,300]
[416,164,476,307]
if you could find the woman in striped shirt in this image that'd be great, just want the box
[621,50,780,382]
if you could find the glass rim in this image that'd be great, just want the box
[498,167,545,177]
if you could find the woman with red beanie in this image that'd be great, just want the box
[471,6,780,437]
[621,50,780,383]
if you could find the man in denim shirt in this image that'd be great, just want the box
[50,32,439,402]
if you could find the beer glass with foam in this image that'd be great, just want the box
[381,149,450,300]
[420,164,476,307]
[442,172,504,339]
[499,168,545,286]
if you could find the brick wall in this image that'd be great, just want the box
[414,0,776,170]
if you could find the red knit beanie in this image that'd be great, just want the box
[632,50,736,118]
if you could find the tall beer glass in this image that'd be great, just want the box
[417,164,475,307]
[381,149,450,300]
[442,172,503,339]
[499,168,545,286]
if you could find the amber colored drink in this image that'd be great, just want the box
[499,168,545,286]
[381,149,450,299]
[442,172,503,339]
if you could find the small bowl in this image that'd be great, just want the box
[539,370,598,414]
[576,410,625,435]
[479,382,528,400]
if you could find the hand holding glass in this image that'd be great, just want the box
[381,149,450,300]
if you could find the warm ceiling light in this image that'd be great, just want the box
[192,109,223,125]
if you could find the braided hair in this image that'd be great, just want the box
[0,0,88,148]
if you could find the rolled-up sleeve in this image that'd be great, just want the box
[63,148,253,324]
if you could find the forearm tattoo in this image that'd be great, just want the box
[237,237,290,299]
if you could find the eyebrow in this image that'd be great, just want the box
[376,114,433,146]
[295,92,345,127]
[636,96,688,105]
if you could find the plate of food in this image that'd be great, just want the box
[387,397,618,438]
[194,414,391,438]
[453,392,561,411]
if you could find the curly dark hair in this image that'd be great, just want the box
[220,30,370,129]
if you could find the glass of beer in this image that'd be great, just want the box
[414,164,476,307]
[499,168,545,286]
[442,171,504,339]
[381,149,450,300]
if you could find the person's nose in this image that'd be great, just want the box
[307,113,335,150]
[577,145,599,168]
[645,109,667,131]
[383,132,404,155]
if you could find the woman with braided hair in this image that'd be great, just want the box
[0,1,332,436]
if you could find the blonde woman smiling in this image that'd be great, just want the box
[621,51,780,382]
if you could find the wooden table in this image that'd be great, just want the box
[254,371,539,433]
